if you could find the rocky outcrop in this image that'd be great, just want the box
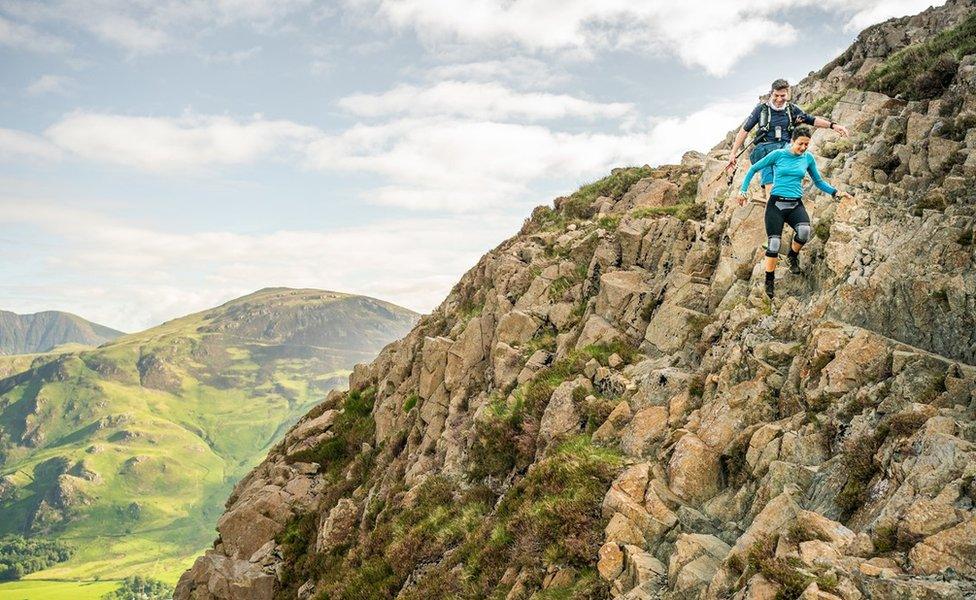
[177,2,976,599]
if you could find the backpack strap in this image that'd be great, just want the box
[758,104,771,134]
[786,103,795,135]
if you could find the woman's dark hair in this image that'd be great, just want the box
[792,125,813,140]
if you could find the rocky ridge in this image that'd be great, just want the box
[177,2,976,599]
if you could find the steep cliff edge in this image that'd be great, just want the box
[177,2,976,599]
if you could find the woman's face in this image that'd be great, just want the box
[791,136,810,154]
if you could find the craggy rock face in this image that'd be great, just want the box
[177,2,976,599]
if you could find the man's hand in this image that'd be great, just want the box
[832,123,850,137]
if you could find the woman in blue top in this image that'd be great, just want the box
[734,125,852,298]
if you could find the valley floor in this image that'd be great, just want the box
[0,579,120,600]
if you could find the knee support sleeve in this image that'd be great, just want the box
[795,222,811,245]
[766,235,781,257]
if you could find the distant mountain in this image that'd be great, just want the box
[0,310,124,355]
[0,288,418,583]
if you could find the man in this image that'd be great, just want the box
[726,79,849,197]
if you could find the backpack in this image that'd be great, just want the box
[756,102,796,141]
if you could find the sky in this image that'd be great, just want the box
[0,0,944,332]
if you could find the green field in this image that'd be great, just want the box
[0,580,119,600]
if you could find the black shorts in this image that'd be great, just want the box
[764,195,810,257]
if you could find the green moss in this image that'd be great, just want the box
[632,202,705,222]
[788,522,830,544]
[819,138,853,159]
[520,331,558,358]
[865,12,976,99]
[548,276,577,303]
[458,299,485,326]
[803,92,843,118]
[576,341,639,367]
[529,206,566,232]
[563,167,656,219]
[403,393,419,413]
[814,219,832,242]
[678,175,701,204]
[286,387,376,470]
[872,524,898,553]
[596,215,620,231]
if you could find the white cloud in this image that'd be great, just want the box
[1,0,313,53]
[411,57,570,88]
[339,81,635,121]
[202,45,263,64]
[0,128,63,161]
[345,0,949,76]
[0,14,71,52]
[45,112,318,171]
[307,93,747,211]
[84,13,171,52]
[25,74,73,96]
[0,200,514,330]
[345,0,803,76]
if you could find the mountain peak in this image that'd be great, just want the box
[0,309,124,355]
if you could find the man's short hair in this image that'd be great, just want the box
[771,79,790,91]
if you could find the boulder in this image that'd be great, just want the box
[538,377,591,448]
[908,517,976,577]
[619,406,668,456]
[668,433,721,504]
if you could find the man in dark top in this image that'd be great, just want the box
[726,78,850,197]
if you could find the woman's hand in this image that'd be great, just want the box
[735,192,747,207]
[834,190,853,201]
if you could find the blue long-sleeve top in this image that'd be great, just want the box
[740,149,837,198]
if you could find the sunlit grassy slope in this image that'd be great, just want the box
[0,579,120,600]
[0,288,418,585]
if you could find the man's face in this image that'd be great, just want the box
[771,87,789,107]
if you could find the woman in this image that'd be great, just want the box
[735,125,852,299]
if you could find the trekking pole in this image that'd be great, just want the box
[713,136,757,186]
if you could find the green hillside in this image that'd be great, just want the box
[0,288,418,585]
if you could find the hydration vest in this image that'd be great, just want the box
[756,102,796,142]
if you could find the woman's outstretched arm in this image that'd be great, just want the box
[805,154,837,196]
